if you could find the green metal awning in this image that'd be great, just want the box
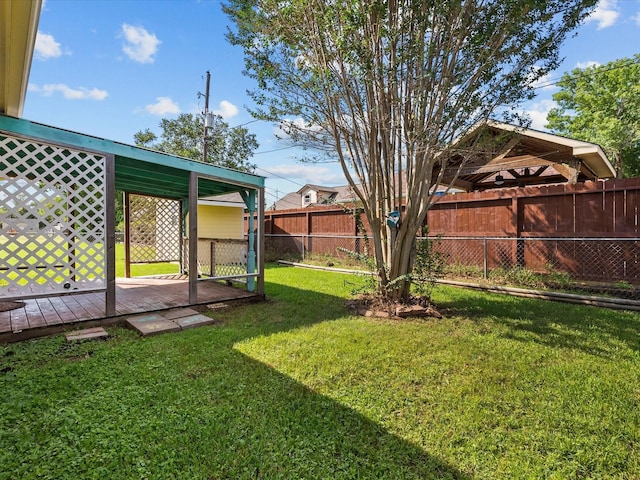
[0,114,265,200]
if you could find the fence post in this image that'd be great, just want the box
[483,238,488,279]
[210,241,215,277]
[301,235,305,260]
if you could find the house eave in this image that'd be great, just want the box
[0,0,42,117]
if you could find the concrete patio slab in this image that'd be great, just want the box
[126,314,181,336]
[163,308,200,320]
[174,314,217,330]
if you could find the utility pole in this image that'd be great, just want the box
[202,70,211,163]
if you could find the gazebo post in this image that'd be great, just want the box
[105,154,116,316]
[257,187,265,296]
[188,171,198,304]
[124,192,131,278]
[246,189,256,292]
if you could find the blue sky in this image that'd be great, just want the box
[24,0,640,205]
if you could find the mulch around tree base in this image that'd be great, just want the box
[0,301,26,313]
[346,295,442,320]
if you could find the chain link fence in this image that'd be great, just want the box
[265,234,640,301]
[264,234,370,267]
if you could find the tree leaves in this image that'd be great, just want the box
[546,54,640,178]
[224,0,598,300]
[134,113,258,172]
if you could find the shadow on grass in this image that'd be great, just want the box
[434,284,640,358]
[0,267,468,479]
[182,349,467,479]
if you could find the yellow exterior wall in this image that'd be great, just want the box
[188,205,244,239]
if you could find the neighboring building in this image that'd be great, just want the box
[270,183,358,210]
[197,193,246,240]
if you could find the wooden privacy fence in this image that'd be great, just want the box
[246,178,640,286]
[427,178,640,238]
[247,178,640,238]
[423,178,640,285]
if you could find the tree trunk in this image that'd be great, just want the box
[382,213,423,302]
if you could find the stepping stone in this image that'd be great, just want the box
[207,303,229,310]
[163,307,200,320]
[126,312,167,323]
[65,327,109,342]
[174,314,216,330]
[126,313,180,337]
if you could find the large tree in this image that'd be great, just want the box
[224,0,597,301]
[546,54,640,178]
[134,113,258,172]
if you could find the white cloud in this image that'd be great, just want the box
[145,97,180,116]
[632,10,640,26]
[121,24,161,64]
[576,60,601,69]
[34,31,62,60]
[28,83,108,100]
[585,0,620,30]
[525,99,557,131]
[212,100,239,119]
[261,164,345,184]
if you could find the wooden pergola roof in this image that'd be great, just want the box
[439,121,616,191]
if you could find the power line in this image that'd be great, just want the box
[534,57,640,90]
[232,119,261,128]
[253,145,300,155]
[255,166,307,188]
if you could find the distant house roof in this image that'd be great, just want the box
[297,184,338,194]
[270,183,360,210]
[270,191,304,210]
[200,192,246,207]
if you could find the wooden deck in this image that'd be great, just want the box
[0,276,261,342]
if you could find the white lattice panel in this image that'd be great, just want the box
[129,194,180,263]
[183,238,247,277]
[0,133,106,298]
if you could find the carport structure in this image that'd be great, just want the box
[0,115,265,333]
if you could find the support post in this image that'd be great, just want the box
[246,190,256,292]
[210,241,215,277]
[124,192,131,278]
[257,187,265,296]
[188,171,198,304]
[483,238,488,279]
[105,154,116,317]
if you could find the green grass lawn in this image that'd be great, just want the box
[1,264,639,479]
[114,243,179,278]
